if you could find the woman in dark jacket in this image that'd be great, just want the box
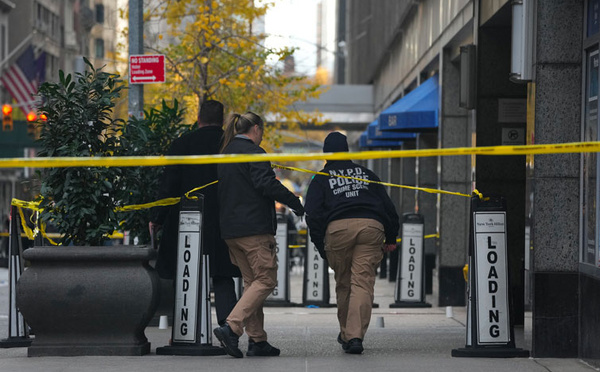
[213,112,304,358]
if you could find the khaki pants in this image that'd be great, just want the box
[325,218,385,341]
[225,234,277,342]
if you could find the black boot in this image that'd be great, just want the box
[345,338,363,354]
[213,323,243,358]
[337,333,349,351]
[247,339,281,356]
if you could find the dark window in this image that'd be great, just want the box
[95,4,104,24]
[95,38,104,59]
[1,25,5,62]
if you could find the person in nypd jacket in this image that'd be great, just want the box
[304,131,399,355]
[213,111,304,358]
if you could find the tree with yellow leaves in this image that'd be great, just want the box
[145,0,324,148]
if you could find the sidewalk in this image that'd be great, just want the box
[0,267,596,372]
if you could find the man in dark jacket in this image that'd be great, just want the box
[304,132,399,355]
[150,100,241,327]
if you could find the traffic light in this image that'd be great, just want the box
[26,111,37,135]
[2,104,13,131]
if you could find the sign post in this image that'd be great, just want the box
[129,54,166,85]
[266,214,296,306]
[391,213,431,308]
[0,206,31,348]
[128,0,144,118]
[452,195,529,357]
[156,195,225,356]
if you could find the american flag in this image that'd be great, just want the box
[0,46,46,116]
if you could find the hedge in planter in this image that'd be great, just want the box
[17,60,160,357]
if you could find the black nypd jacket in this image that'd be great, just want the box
[218,136,304,240]
[304,160,399,257]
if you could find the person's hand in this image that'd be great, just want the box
[292,205,305,217]
[383,243,397,253]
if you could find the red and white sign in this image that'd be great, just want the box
[129,54,165,84]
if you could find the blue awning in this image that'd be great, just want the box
[359,133,403,148]
[379,75,439,131]
[367,120,417,140]
[359,119,417,148]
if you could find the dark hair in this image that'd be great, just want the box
[198,100,224,126]
[220,111,264,152]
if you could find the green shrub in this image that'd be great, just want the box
[36,59,190,246]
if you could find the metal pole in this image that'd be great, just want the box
[0,34,33,71]
[128,0,144,118]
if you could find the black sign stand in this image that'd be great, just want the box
[452,195,529,357]
[391,213,431,308]
[0,205,32,348]
[233,277,243,300]
[156,195,225,356]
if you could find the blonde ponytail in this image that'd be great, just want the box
[221,113,241,153]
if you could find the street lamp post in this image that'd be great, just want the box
[128,0,143,118]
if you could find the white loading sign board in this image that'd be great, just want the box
[474,212,510,344]
[173,211,202,343]
[399,223,424,302]
[305,239,325,301]
[268,221,288,301]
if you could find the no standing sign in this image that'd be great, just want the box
[129,54,166,84]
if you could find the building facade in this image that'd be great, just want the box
[0,0,122,238]
[343,0,599,362]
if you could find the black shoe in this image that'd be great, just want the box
[247,339,281,356]
[337,333,349,351]
[213,324,243,358]
[345,338,363,354]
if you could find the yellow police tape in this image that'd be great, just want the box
[273,164,471,198]
[17,135,562,244]
[1,141,600,169]
[0,231,124,240]
[6,159,464,244]
[114,181,218,212]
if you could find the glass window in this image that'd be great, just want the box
[1,25,5,62]
[583,47,600,266]
[95,38,104,59]
[589,0,600,37]
[95,4,104,24]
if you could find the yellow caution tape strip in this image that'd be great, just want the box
[396,233,439,243]
[1,141,600,168]
[17,206,35,241]
[115,197,180,212]
[273,164,471,198]
[115,180,218,212]
[10,180,219,243]
[0,231,123,240]
[11,198,42,212]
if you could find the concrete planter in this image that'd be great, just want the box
[17,246,160,357]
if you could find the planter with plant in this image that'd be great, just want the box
[16,60,160,357]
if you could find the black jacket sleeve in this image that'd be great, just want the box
[246,150,303,213]
[304,176,326,258]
